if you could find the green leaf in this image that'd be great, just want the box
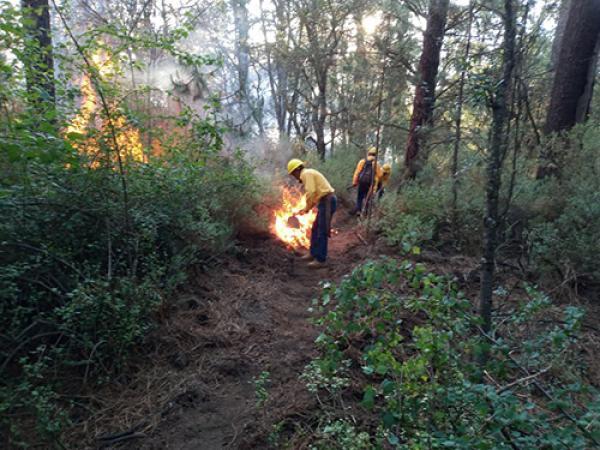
[387,432,399,445]
[381,379,395,395]
[362,385,375,410]
[66,131,85,141]
[362,365,374,375]
[375,363,388,375]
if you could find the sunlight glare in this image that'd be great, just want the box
[362,12,383,35]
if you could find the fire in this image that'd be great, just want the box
[271,186,317,249]
[65,49,145,166]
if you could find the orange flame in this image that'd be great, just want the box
[65,49,145,166]
[271,186,317,249]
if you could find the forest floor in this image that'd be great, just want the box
[77,207,378,449]
[77,204,600,449]
[134,209,368,449]
[77,206,481,450]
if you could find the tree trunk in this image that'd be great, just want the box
[577,36,600,123]
[479,0,516,365]
[404,0,449,179]
[544,0,600,135]
[311,56,328,161]
[451,1,474,230]
[21,0,55,117]
[550,0,572,70]
[313,87,327,160]
[260,0,289,136]
[231,0,251,134]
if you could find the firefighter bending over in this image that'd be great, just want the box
[287,159,337,268]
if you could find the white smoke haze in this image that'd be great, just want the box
[54,0,401,175]
[227,134,295,181]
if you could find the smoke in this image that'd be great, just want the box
[113,6,301,179]
[143,61,182,92]
[228,133,295,181]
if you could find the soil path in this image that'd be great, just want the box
[126,209,372,449]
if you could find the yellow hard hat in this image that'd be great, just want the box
[367,146,378,156]
[382,163,391,173]
[287,158,304,174]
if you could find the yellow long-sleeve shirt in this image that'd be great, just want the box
[379,172,391,188]
[300,168,335,212]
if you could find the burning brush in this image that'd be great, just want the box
[271,186,316,249]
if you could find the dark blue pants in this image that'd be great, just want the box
[354,182,371,214]
[310,195,337,262]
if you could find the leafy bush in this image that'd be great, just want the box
[298,259,600,449]
[378,122,600,287]
[524,128,600,284]
[378,208,434,252]
[0,148,259,444]
[0,18,267,443]
[376,183,444,251]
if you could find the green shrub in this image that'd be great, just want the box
[527,179,600,283]
[376,183,444,251]
[299,259,599,449]
[378,208,434,252]
[376,122,600,284]
[0,16,263,445]
[522,125,600,284]
[0,150,260,445]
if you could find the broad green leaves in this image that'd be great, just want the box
[301,259,597,449]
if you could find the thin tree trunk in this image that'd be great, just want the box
[404,0,449,179]
[231,0,251,134]
[502,0,532,219]
[260,0,289,136]
[329,114,336,155]
[21,0,55,118]
[479,0,516,365]
[313,70,328,160]
[451,1,474,230]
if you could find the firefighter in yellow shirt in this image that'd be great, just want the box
[287,159,337,268]
[377,164,392,199]
[351,147,382,215]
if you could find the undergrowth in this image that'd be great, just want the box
[0,124,259,447]
[0,154,259,446]
[376,122,600,288]
[0,12,266,444]
[288,259,600,449]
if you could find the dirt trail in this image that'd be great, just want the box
[121,210,370,449]
[83,207,481,450]
[82,203,600,449]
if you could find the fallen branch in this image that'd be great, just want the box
[0,332,63,375]
[97,432,146,448]
[96,421,148,445]
[497,366,550,394]
[355,231,368,246]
